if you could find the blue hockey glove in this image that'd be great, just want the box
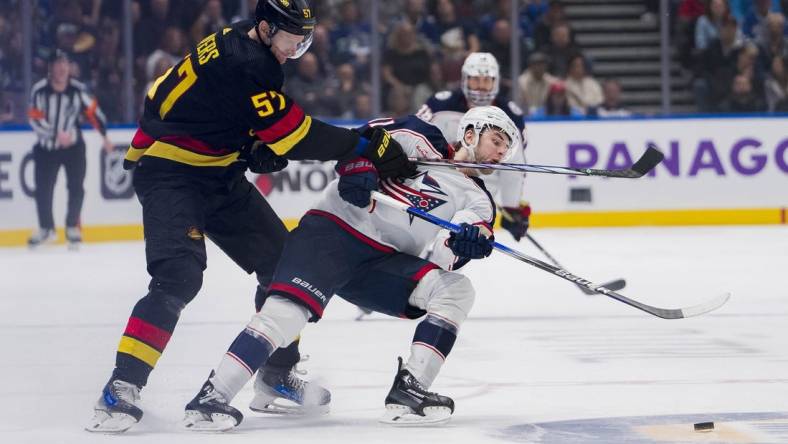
[245,141,288,174]
[447,223,493,259]
[500,202,531,241]
[336,157,379,208]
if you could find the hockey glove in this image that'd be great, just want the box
[356,127,417,179]
[500,202,531,241]
[447,223,493,260]
[244,141,289,174]
[336,157,379,208]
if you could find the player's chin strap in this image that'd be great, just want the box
[370,191,730,320]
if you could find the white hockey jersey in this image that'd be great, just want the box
[416,89,527,208]
[312,116,495,271]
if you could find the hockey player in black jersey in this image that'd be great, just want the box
[416,52,532,243]
[86,0,414,433]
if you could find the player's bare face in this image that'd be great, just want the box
[467,76,495,93]
[50,59,70,85]
[271,31,306,64]
[475,129,509,163]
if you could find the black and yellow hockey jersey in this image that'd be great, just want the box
[125,21,359,173]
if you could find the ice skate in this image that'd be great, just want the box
[249,360,330,415]
[379,357,454,426]
[27,228,56,248]
[66,226,81,250]
[85,379,143,433]
[182,372,243,432]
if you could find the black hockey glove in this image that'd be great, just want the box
[356,127,417,179]
[244,141,289,174]
[336,157,379,208]
[500,202,531,241]
[448,223,493,260]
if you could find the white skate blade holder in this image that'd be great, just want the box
[379,404,452,426]
[181,410,238,432]
[85,410,138,434]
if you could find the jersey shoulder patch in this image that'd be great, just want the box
[426,89,466,113]
[434,90,452,101]
[506,100,524,117]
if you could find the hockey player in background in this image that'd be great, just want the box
[180,106,520,430]
[417,52,532,242]
[86,0,415,433]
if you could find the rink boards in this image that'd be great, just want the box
[0,116,785,246]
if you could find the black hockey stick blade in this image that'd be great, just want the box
[587,144,664,178]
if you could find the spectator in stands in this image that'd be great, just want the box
[135,0,173,59]
[334,62,370,119]
[189,0,227,46]
[543,22,581,78]
[696,15,743,111]
[145,26,185,82]
[719,74,765,112]
[0,89,13,124]
[285,52,341,117]
[588,79,632,118]
[564,54,603,111]
[385,84,413,117]
[433,0,480,86]
[93,17,124,123]
[530,81,584,117]
[400,0,439,49]
[676,0,705,67]
[309,24,334,76]
[533,0,571,51]
[765,55,788,111]
[757,13,788,71]
[382,20,433,112]
[517,51,556,113]
[478,0,532,46]
[353,93,373,119]
[742,0,781,39]
[696,0,740,51]
[329,0,372,76]
[482,19,529,97]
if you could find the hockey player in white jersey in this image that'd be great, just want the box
[180,106,520,430]
[417,52,532,242]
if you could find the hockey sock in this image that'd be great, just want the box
[113,292,185,387]
[212,328,275,402]
[406,313,458,388]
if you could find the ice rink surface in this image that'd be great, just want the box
[1,225,787,444]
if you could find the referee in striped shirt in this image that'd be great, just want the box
[27,50,113,247]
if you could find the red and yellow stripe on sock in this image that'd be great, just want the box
[117,317,173,368]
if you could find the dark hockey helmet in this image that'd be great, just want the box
[256,0,316,58]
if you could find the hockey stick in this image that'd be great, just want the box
[372,191,729,319]
[498,207,626,295]
[525,232,626,295]
[412,144,664,178]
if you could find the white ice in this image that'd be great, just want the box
[1,226,787,443]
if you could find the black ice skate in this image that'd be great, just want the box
[27,228,56,248]
[249,362,331,415]
[85,379,143,433]
[182,372,243,432]
[379,357,455,426]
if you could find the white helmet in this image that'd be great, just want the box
[456,105,521,162]
[461,52,500,107]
